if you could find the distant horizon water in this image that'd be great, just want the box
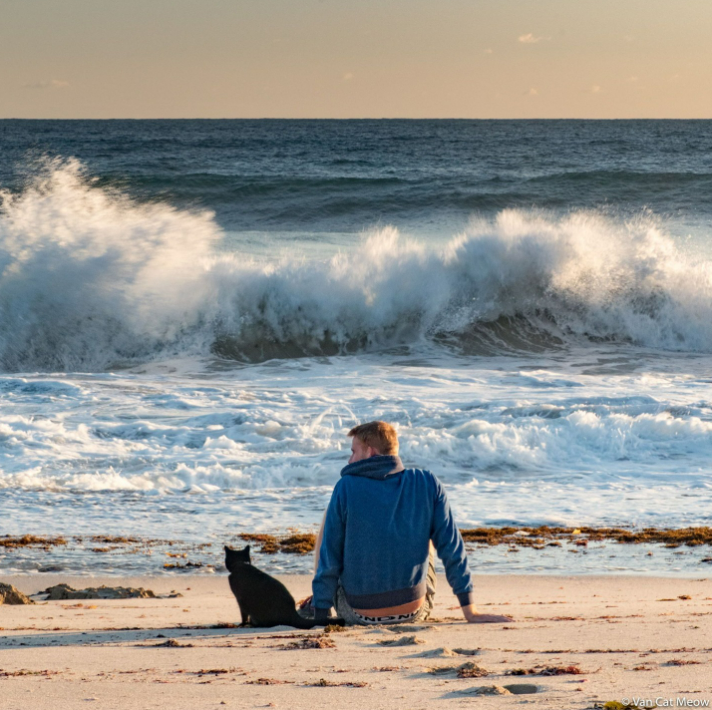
[4,117,712,121]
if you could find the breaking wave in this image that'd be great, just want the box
[2,159,712,371]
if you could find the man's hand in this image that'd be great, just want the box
[462,604,513,623]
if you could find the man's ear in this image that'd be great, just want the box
[367,446,378,458]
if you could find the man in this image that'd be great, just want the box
[310,421,511,625]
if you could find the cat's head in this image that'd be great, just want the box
[224,544,251,572]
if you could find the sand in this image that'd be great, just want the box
[1,573,711,709]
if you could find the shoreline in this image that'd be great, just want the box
[2,574,712,709]
[3,527,712,579]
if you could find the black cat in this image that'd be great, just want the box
[224,545,343,629]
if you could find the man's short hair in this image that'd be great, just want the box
[348,421,399,456]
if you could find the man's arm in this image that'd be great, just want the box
[311,483,346,621]
[430,479,511,624]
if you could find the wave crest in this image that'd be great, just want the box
[1,159,712,371]
[0,159,220,370]
[212,210,712,359]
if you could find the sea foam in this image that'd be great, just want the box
[0,159,221,370]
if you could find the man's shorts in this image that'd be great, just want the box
[335,549,437,626]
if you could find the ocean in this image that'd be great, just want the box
[1,119,712,576]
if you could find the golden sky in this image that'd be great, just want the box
[1,0,711,118]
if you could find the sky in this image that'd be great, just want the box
[1,0,711,119]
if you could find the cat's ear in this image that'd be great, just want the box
[244,545,251,554]
[224,545,231,553]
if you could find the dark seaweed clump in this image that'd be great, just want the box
[0,535,67,549]
[238,533,316,555]
[459,526,712,548]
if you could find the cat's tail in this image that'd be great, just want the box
[289,613,346,630]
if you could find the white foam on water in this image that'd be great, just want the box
[0,159,221,370]
[1,351,711,504]
[4,160,712,371]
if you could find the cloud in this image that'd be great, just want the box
[527,87,539,96]
[483,48,493,54]
[590,85,602,93]
[22,79,69,90]
[626,76,639,83]
[342,73,354,81]
[518,33,547,44]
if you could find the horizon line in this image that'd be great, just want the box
[2,116,712,121]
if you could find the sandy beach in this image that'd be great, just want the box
[2,573,711,709]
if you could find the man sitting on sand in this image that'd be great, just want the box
[307,421,511,625]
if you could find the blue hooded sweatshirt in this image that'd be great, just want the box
[312,455,475,618]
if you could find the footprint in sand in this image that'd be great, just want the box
[383,625,437,633]
[426,662,489,678]
[377,635,425,647]
[412,647,480,658]
[450,683,539,696]
[456,685,512,696]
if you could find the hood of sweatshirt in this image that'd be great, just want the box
[340,455,405,480]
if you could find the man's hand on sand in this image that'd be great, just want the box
[462,605,513,623]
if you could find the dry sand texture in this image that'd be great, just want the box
[1,574,712,709]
